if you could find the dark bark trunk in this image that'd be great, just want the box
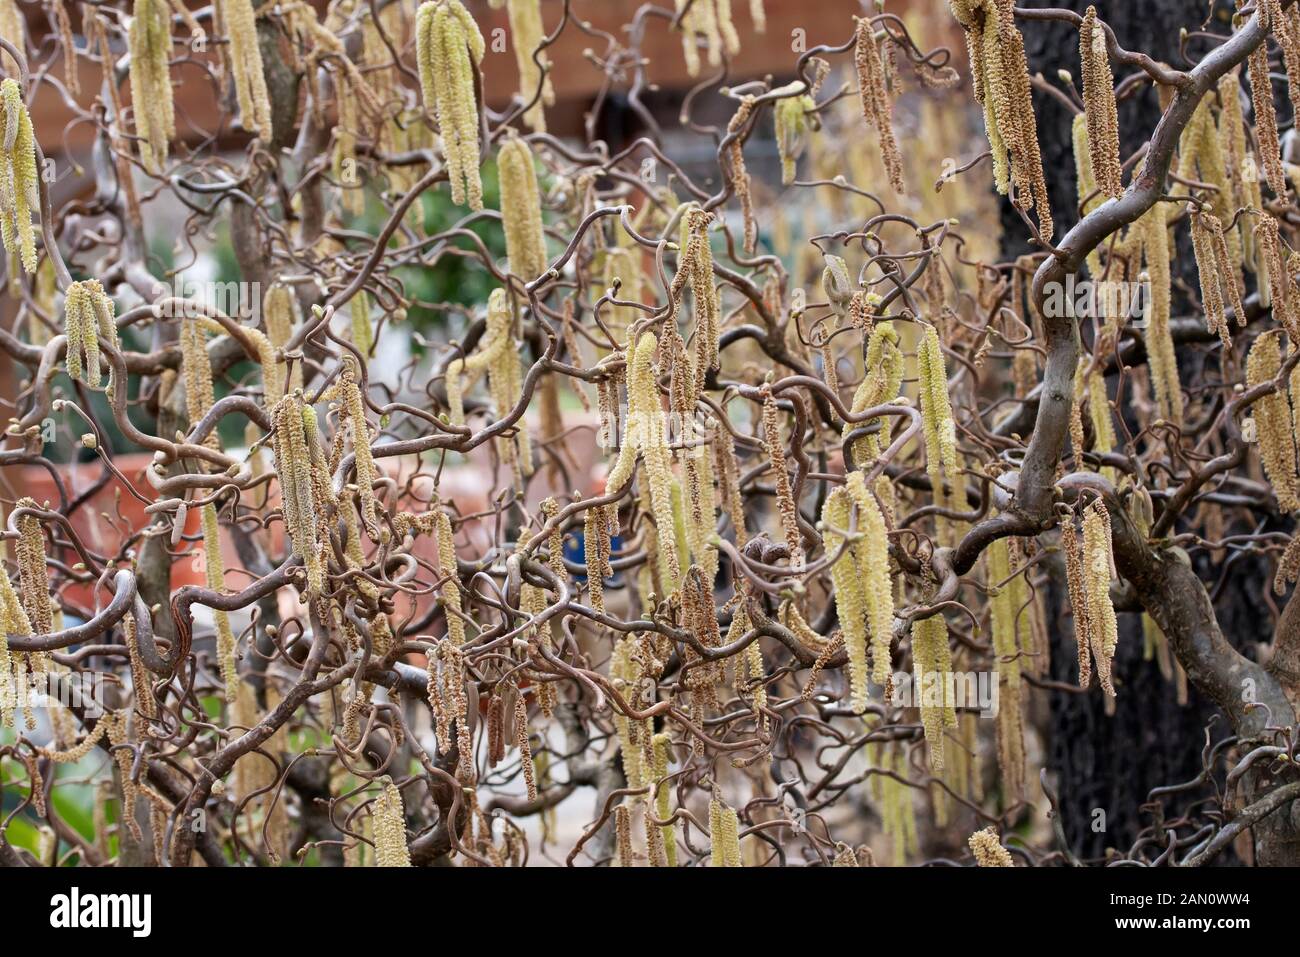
[1007,0,1270,862]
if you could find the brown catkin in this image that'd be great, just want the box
[762,386,805,569]
[1081,499,1119,696]
[725,97,758,254]
[1078,7,1121,199]
[854,17,904,194]
[1248,37,1287,198]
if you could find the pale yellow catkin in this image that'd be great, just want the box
[220,0,272,140]
[912,613,956,771]
[434,510,465,645]
[969,826,1014,866]
[272,393,324,594]
[1247,331,1300,512]
[918,324,960,515]
[949,0,1052,240]
[0,77,38,274]
[1081,499,1119,696]
[708,796,742,867]
[372,777,412,866]
[129,0,176,174]
[497,135,547,281]
[774,94,816,186]
[506,0,553,132]
[1139,204,1180,423]
[986,536,1025,800]
[416,0,485,210]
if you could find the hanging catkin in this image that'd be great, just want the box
[725,97,757,254]
[128,0,176,174]
[1247,27,1287,198]
[762,386,804,569]
[918,324,960,514]
[854,17,904,194]
[416,0,485,210]
[0,77,38,274]
[1247,331,1300,512]
[986,536,1025,801]
[1177,99,1242,274]
[708,794,742,866]
[1139,204,1180,423]
[912,613,956,770]
[948,0,1053,240]
[272,393,325,594]
[1078,7,1121,199]
[498,134,547,281]
[219,0,272,140]
[506,0,553,132]
[773,94,816,185]
[1190,210,1246,348]
[1081,499,1119,695]
[605,332,680,594]
[373,777,412,866]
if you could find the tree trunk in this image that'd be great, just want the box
[1008,0,1273,862]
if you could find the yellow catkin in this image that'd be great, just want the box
[506,0,553,132]
[201,502,238,702]
[1073,114,1106,278]
[1191,210,1246,349]
[854,17,904,193]
[950,0,1052,239]
[339,358,380,539]
[843,321,903,468]
[373,777,412,866]
[605,332,680,594]
[434,510,465,645]
[773,94,816,185]
[1217,69,1263,274]
[708,795,742,866]
[220,0,272,140]
[128,0,175,174]
[876,745,917,864]
[1078,6,1121,199]
[1086,370,1117,485]
[416,0,485,210]
[676,0,736,76]
[845,471,894,687]
[918,324,960,521]
[180,318,218,441]
[1081,499,1119,696]
[986,537,1025,800]
[1061,512,1092,688]
[0,0,26,76]
[1138,204,1180,423]
[1247,331,1300,512]
[714,428,747,546]
[969,826,1014,866]
[15,501,51,637]
[1178,98,1242,274]
[498,135,547,281]
[0,77,38,273]
[272,393,324,594]
[823,488,869,707]
[912,613,956,771]
[650,733,676,866]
